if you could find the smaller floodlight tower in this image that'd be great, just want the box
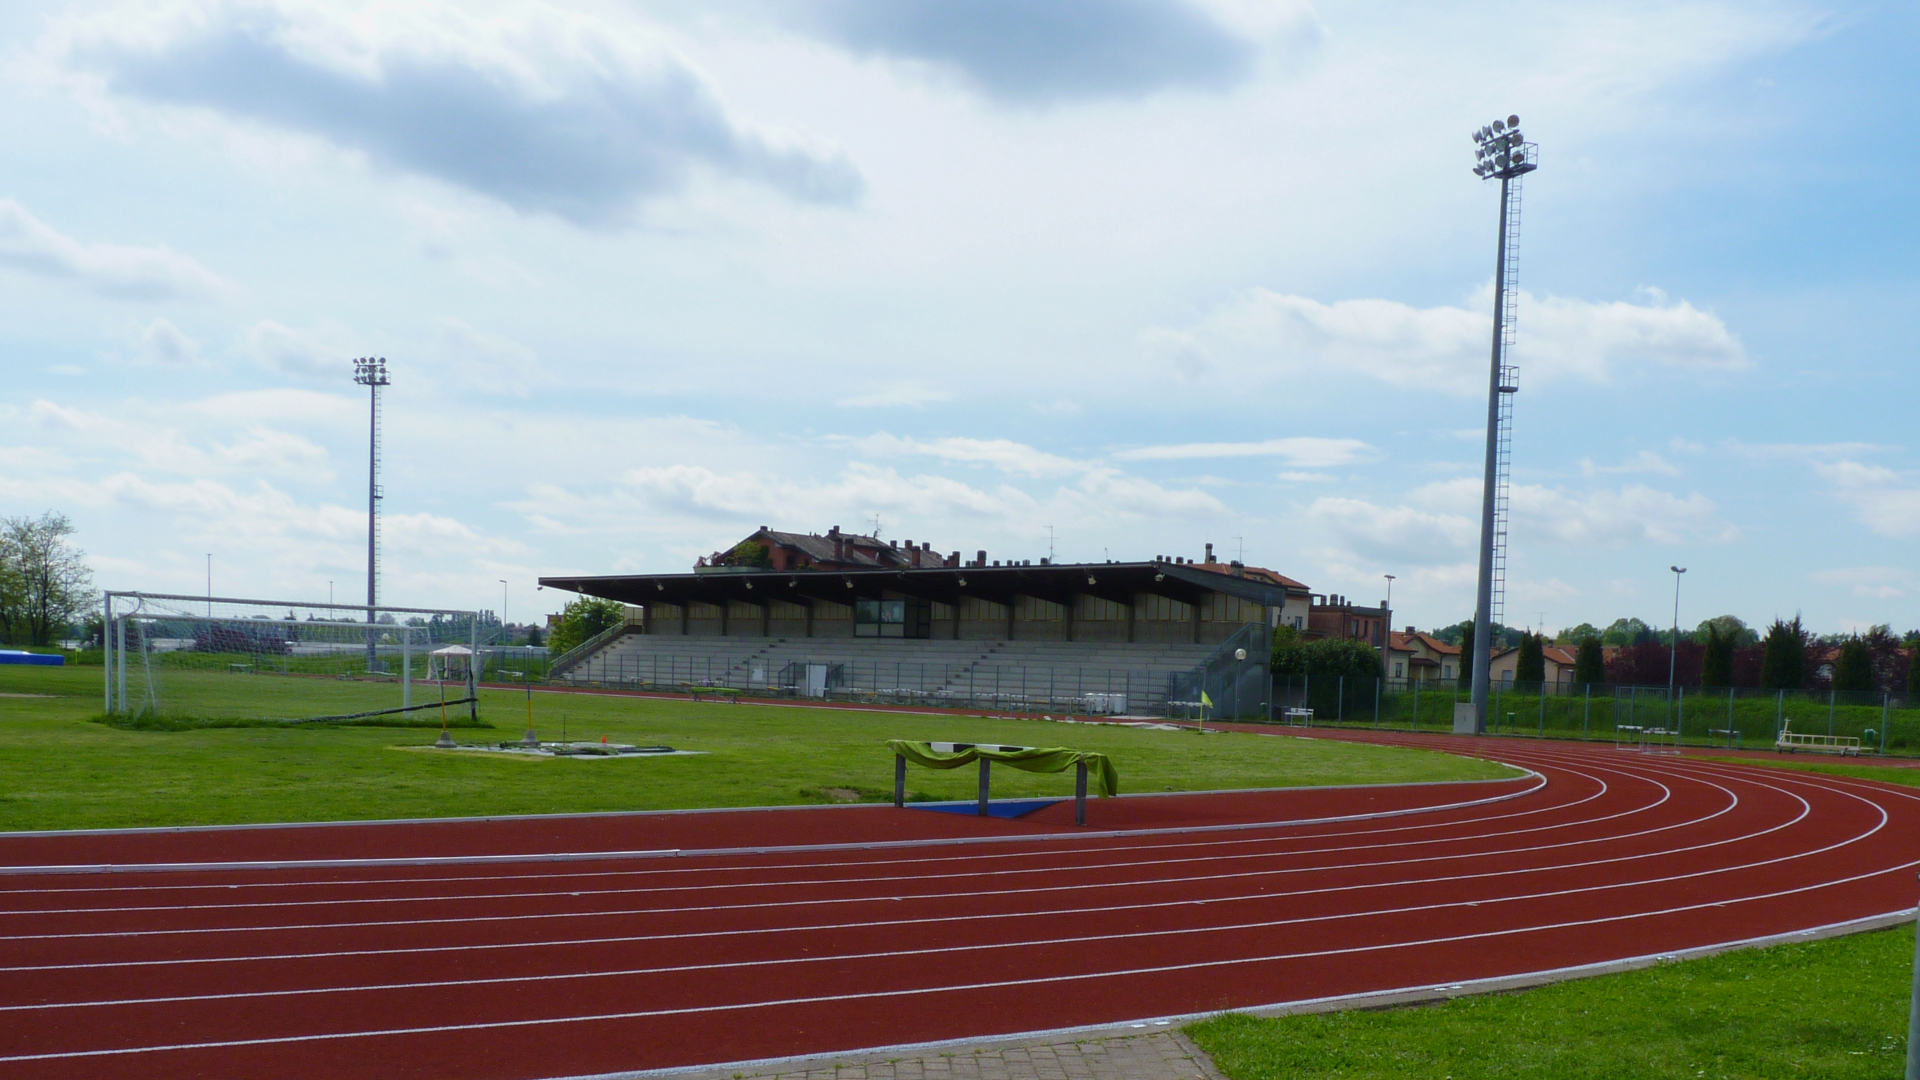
[1465,116,1538,733]
[352,357,390,669]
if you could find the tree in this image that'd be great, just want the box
[545,597,627,657]
[1515,632,1545,683]
[0,512,94,646]
[1270,630,1382,679]
[1573,636,1605,687]
[1700,623,1735,687]
[1909,645,1920,695]
[1759,617,1808,691]
[1695,615,1757,648]
[1831,636,1874,693]
[1602,617,1656,646]
[1557,623,1602,647]
[525,624,544,648]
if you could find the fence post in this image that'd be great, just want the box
[1373,677,1381,729]
[1337,675,1344,722]
[1539,683,1546,735]
[1676,685,1684,744]
[1884,693,1892,753]
[1829,690,1836,737]
[1413,679,1420,729]
[1728,687,1735,745]
[1776,690,1784,740]
[1583,684,1590,739]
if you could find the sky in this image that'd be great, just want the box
[1,0,1915,636]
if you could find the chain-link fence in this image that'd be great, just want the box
[1266,676,1920,753]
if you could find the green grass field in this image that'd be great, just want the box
[0,664,1516,831]
[1189,925,1913,1080]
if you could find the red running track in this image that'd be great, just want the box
[0,731,1916,1079]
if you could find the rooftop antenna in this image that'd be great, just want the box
[1234,536,1244,562]
[1466,114,1537,735]
[869,513,882,539]
[1046,525,1056,562]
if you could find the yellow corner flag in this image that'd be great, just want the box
[1200,690,1213,708]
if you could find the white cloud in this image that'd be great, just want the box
[1811,566,1916,600]
[238,319,361,379]
[428,318,547,397]
[845,434,1085,478]
[1307,496,1477,563]
[1579,450,1680,476]
[836,384,954,408]
[1411,476,1736,545]
[136,318,201,366]
[1147,285,1745,394]
[51,1,863,224]
[0,198,226,299]
[1813,460,1920,539]
[1115,437,1373,467]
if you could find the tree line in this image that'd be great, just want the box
[0,512,94,647]
[1437,614,1920,694]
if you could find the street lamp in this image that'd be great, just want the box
[1668,565,1687,694]
[1466,114,1539,735]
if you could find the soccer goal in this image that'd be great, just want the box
[102,592,484,724]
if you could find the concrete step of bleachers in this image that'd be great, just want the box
[556,632,1235,714]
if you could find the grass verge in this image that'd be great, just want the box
[0,665,1517,831]
[1188,925,1912,1080]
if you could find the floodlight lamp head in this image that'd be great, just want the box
[1493,119,1505,133]
[1507,114,1520,127]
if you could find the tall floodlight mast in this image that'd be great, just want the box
[352,357,390,669]
[1466,116,1537,733]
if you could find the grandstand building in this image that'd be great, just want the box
[538,531,1311,717]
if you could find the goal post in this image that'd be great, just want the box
[102,591,484,724]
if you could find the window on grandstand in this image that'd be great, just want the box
[855,598,931,638]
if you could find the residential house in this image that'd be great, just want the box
[1387,628,1462,683]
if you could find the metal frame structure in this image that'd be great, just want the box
[100,591,481,722]
[1467,115,1538,733]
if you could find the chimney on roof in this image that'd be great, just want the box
[1406,625,1416,634]
[1205,542,1214,563]
[1230,560,1244,577]
[976,550,986,566]
[758,525,767,533]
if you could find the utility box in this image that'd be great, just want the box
[1453,703,1479,734]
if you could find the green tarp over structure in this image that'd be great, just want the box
[885,740,1119,798]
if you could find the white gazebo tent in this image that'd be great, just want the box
[430,644,474,682]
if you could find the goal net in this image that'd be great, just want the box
[103,592,484,725]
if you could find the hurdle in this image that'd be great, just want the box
[888,740,1117,827]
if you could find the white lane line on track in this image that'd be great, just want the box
[0,768,1665,918]
[0,775,1866,1015]
[0,770,1586,898]
[0,762,1820,981]
[0,772,1550,878]
[0,763,1726,938]
[0,762,1666,920]
[0,779,1587,897]
[0,774,1597,907]
[4,847,1912,1065]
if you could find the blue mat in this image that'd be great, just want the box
[907,799,1062,820]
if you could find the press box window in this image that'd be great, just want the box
[854,598,931,638]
